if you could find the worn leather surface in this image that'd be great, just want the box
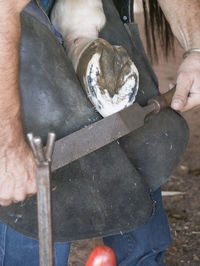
[0,0,189,242]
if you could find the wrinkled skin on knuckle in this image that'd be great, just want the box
[177,70,193,85]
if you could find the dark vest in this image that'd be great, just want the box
[0,0,189,242]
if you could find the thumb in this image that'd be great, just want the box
[171,75,191,110]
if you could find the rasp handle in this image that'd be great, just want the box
[162,86,176,107]
[148,86,176,113]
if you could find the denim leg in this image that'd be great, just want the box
[0,221,70,266]
[0,193,170,266]
[0,222,6,266]
[103,188,172,266]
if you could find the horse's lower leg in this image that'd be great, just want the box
[51,0,106,70]
[51,0,139,117]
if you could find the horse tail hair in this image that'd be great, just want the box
[142,0,174,61]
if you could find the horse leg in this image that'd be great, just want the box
[51,0,139,117]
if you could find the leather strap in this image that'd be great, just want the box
[114,0,134,23]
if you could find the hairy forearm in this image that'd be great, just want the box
[0,2,37,207]
[158,0,200,50]
[0,18,21,117]
[0,1,30,144]
[0,16,23,153]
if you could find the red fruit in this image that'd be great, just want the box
[85,245,117,266]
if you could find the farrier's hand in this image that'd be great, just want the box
[0,135,36,206]
[171,53,200,112]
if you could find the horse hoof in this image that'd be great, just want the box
[76,38,139,117]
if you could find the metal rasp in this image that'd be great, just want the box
[52,86,176,171]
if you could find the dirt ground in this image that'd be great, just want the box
[68,14,200,266]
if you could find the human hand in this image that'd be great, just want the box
[171,53,200,112]
[0,139,36,206]
[0,1,34,208]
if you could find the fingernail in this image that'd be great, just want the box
[172,99,182,109]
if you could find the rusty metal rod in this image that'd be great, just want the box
[45,133,56,162]
[27,133,38,159]
[28,133,56,266]
[33,137,46,163]
[36,162,54,266]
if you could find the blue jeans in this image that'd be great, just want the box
[0,189,171,266]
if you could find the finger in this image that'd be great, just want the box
[171,74,192,110]
[181,93,200,112]
[13,189,26,202]
[0,199,12,206]
[0,182,14,204]
[13,179,28,202]
[26,164,37,195]
[26,178,37,195]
